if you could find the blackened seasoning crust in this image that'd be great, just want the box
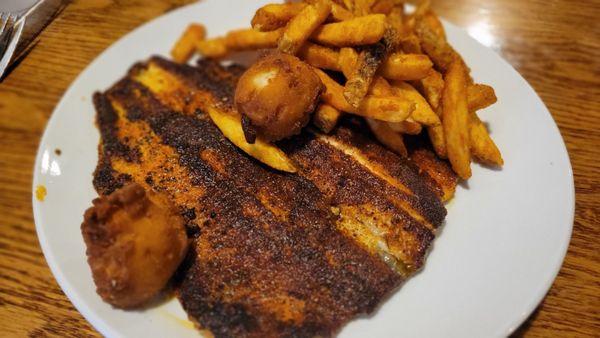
[91,56,454,337]
[92,92,138,194]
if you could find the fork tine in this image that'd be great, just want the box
[0,13,8,36]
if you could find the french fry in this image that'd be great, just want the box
[251,3,307,31]
[314,68,414,122]
[388,119,423,135]
[313,103,342,133]
[344,42,386,108]
[392,81,440,126]
[427,124,447,158]
[171,24,206,63]
[399,34,422,54]
[416,13,473,79]
[405,0,431,31]
[412,0,431,18]
[442,61,471,179]
[414,18,456,72]
[298,43,341,71]
[311,14,387,47]
[353,96,415,122]
[314,67,354,111]
[382,13,403,56]
[225,28,283,51]
[196,38,228,58]
[369,78,421,134]
[367,78,422,134]
[368,76,393,96]
[307,0,354,21]
[467,84,497,112]
[469,113,503,166]
[342,0,355,12]
[366,118,408,157]
[411,69,444,111]
[339,47,359,78]
[330,2,354,21]
[382,25,400,55]
[278,0,332,55]
[379,53,433,81]
[423,11,446,40]
[372,0,395,14]
[206,108,297,173]
[353,0,376,16]
[386,6,405,37]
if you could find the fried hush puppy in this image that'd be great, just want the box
[81,183,189,309]
[235,51,323,142]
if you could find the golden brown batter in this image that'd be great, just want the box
[81,183,189,308]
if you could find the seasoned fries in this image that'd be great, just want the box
[368,76,393,96]
[372,0,395,15]
[314,68,414,122]
[369,78,422,135]
[226,28,283,50]
[298,43,340,70]
[428,124,447,158]
[354,96,415,122]
[342,0,355,13]
[313,103,342,133]
[252,3,306,31]
[389,120,423,135]
[386,6,405,38]
[278,0,331,54]
[367,118,408,157]
[330,3,353,21]
[391,81,440,126]
[196,38,228,58]
[339,47,358,78]
[171,24,206,63]
[174,0,503,178]
[442,62,471,179]
[207,107,297,173]
[379,53,433,81]
[468,84,497,112]
[423,11,446,40]
[344,43,386,107]
[311,14,387,47]
[412,0,431,18]
[313,67,354,112]
[414,18,456,72]
[353,0,376,16]
[469,113,503,166]
[411,69,444,110]
[399,34,422,54]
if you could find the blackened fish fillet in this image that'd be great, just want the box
[92,56,456,337]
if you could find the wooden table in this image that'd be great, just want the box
[0,0,598,336]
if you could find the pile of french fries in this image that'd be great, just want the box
[171,0,503,179]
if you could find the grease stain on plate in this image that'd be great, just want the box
[157,309,196,330]
[35,185,47,201]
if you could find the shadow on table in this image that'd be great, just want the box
[510,305,542,337]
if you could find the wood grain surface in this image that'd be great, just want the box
[0,0,598,336]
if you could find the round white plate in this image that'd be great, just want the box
[32,1,574,337]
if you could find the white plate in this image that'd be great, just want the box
[32,1,574,337]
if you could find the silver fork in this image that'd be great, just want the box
[0,12,24,79]
[0,12,13,34]
[0,13,17,55]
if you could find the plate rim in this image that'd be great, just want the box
[31,1,575,337]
